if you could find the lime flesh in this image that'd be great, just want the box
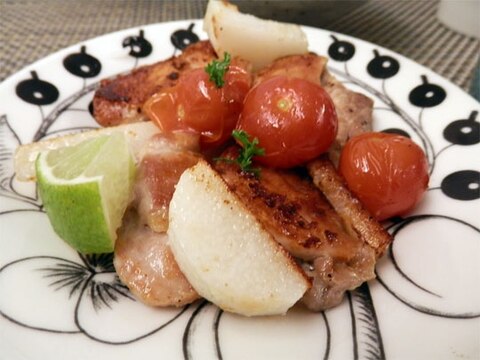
[36,133,135,254]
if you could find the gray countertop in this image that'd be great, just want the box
[1,0,479,92]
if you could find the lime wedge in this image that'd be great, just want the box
[36,133,135,254]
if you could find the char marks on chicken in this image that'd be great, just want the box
[215,148,382,311]
[93,41,217,127]
[93,43,372,162]
[307,156,393,258]
[102,41,392,312]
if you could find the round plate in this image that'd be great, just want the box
[1,20,479,360]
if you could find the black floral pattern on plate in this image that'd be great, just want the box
[1,23,479,359]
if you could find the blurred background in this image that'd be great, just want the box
[1,0,479,95]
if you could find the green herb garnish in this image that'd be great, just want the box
[205,52,231,88]
[216,130,265,177]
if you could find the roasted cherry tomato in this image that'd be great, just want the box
[339,132,429,221]
[237,76,337,168]
[143,66,250,148]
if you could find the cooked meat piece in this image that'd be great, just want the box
[321,71,374,165]
[93,40,253,128]
[134,132,201,233]
[114,132,202,307]
[114,209,200,307]
[308,155,393,258]
[253,53,374,164]
[215,149,372,262]
[214,147,377,310]
[253,53,328,87]
[93,44,372,165]
[301,250,375,310]
[93,41,217,127]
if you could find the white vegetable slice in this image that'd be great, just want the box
[203,0,308,70]
[168,160,310,316]
[14,121,160,182]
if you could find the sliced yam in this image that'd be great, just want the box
[168,160,310,316]
[203,0,308,70]
[14,122,160,182]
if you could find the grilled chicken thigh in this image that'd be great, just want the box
[106,41,391,312]
[214,148,388,310]
[114,209,200,307]
[92,42,372,166]
[114,132,201,307]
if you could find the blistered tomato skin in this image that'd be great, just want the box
[143,66,251,148]
[237,76,338,168]
[339,132,429,221]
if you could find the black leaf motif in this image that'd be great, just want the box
[349,284,385,360]
[441,170,480,201]
[63,46,102,78]
[39,253,133,311]
[171,23,199,51]
[409,75,446,108]
[16,71,59,105]
[367,50,400,79]
[123,30,153,58]
[0,115,21,192]
[381,128,411,138]
[443,111,480,145]
[39,261,89,298]
[88,100,94,116]
[328,35,355,62]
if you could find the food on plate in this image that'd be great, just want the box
[223,130,265,176]
[93,40,217,127]
[168,160,310,316]
[115,209,200,306]
[253,53,374,165]
[338,132,430,221]
[13,0,429,316]
[203,0,308,70]
[115,132,202,306]
[35,133,135,254]
[92,51,372,167]
[308,156,393,257]
[143,53,252,148]
[215,147,385,310]
[14,121,160,182]
[132,132,201,233]
[237,76,338,168]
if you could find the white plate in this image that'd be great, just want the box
[1,20,479,360]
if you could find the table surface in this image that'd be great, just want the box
[1,0,479,93]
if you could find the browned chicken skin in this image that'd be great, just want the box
[114,133,202,307]
[92,40,372,165]
[101,41,392,312]
[93,41,217,127]
[215,149,369,262]
[133,132,201,233]
[114,209,200,307]
[307,156,392,258]
[214,148,381,310]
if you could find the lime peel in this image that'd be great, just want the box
[36,133,135,254]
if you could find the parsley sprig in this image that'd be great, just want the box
[216,130,265,177]
[205,52,231,88]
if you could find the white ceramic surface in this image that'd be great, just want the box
[0,20,479,360]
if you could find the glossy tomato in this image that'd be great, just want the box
[237,76,337,168]
[339,132,429,221]
[143,66,250,148]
